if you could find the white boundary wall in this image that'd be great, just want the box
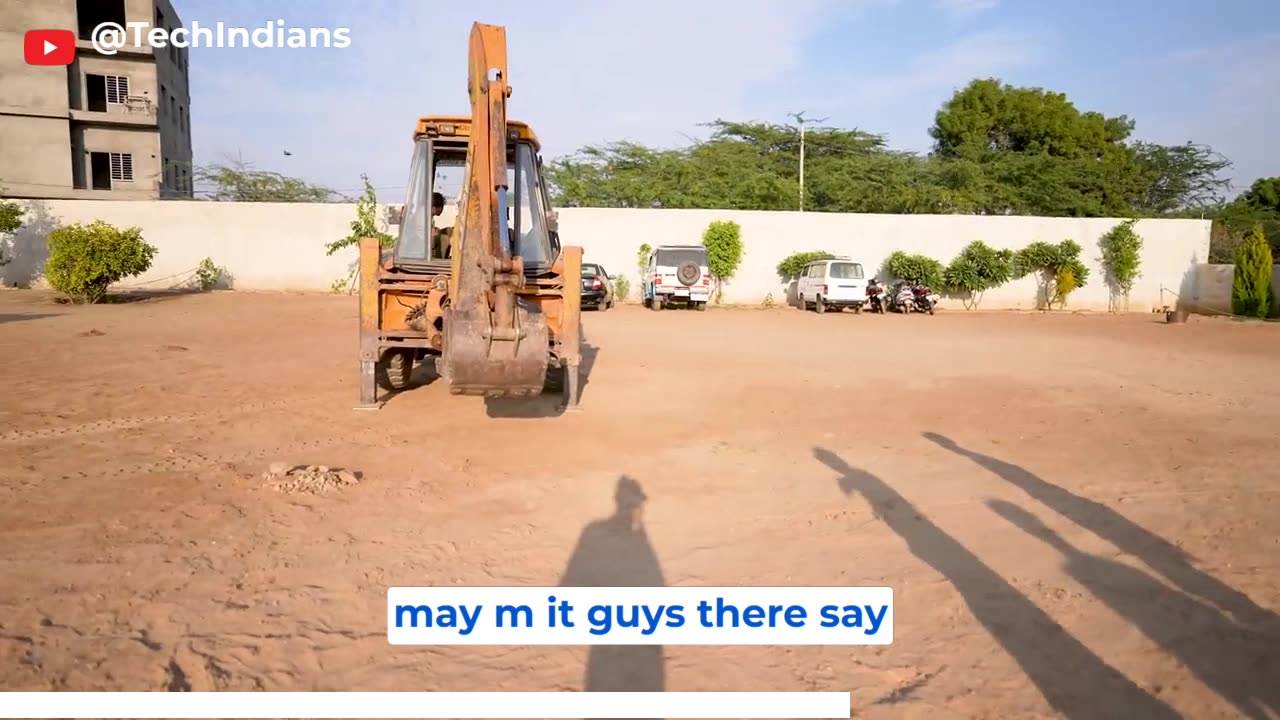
[1,199,1211,312]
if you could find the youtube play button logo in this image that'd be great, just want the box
[24,29,75,66]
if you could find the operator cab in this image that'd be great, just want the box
[391,115,560,274]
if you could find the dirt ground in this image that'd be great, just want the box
[1,289,1278,719]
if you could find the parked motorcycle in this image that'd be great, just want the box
[911,284,941,315]
[890,281,915,313]
[865,278,885,313]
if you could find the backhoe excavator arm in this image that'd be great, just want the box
[439,22,553,398]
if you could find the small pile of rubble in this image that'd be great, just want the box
[262,462,360,494]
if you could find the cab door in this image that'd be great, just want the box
[798,264,811,299]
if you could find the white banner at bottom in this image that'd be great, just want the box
[0,691,851,719]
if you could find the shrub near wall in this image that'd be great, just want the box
[941,241,1015,309]
[1233,225,1274,318]
[44,221,157,303]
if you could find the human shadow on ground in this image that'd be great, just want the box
[485,325,600,419]
[559,476,665,718]
[813,447,1178,720]
[923,432,1277,630]
[988,499,1279,719]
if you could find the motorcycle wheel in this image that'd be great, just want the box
[928,303,934,315]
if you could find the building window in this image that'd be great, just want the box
[86,74,128,111]
[110,153,133,181]
[105,75,129,104]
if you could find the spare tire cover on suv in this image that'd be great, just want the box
[677,262,701,286]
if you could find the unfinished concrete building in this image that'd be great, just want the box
[0,0,193,200]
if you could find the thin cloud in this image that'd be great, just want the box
[935,0,1000,16]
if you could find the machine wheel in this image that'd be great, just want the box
[854,305,862,314]
[651,296,663,311]
[815,296,826,314]
[798,293,808,311]
[696,301,707,311]
[376,349,414,392]
[544,363,566,394]
[928,303,935,315]
[598,297,609,311]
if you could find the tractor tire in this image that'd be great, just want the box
[544,363,566,394]
[376,349,414,392]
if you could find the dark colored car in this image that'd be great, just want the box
[581,262,615,310]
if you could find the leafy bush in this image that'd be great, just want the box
[942,241,1015,308]
[325,174,393,256]
[1014,239,1089,309]
[612,273,630,302]
[44,220,157,303]
[1232,224,1273,318]
[702,219,744,304]
[0,198,23,267]
[776,250,834,279]
[1098,219,1143,311]
[194,257,225,291]
[637,243,651,278]
[885,250,944,289]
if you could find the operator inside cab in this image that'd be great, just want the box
[430,192,452,260]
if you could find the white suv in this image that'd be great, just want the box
[644,245,711,311]
[797,257,869,313]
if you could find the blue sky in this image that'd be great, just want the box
[177,0,1278,201]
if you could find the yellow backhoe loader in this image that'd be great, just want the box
[355,21,583,411]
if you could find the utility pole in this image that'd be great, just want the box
[787,111,827,212]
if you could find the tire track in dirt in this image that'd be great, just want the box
[0,398,302,445]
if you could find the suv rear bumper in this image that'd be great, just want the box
[655,287,710,301]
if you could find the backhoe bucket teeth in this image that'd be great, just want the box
[440,303,550,397]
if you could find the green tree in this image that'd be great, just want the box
[0,196,24,267]
[43,221,157,303]
[942,241,1015,308]
[1015,239,1089,309]
[196,157,341,202]
[326,175,393,255]
[1131,142,1232,213]
[777,250,835,280]
[326,175,394,292]
[929,78,1135,160]
[702,219,744,303]
[543,82,1231,220]
[1232,225,1273,319]
[637,243,651,279]
[1098,219,1143,311]
[885,250,945,289]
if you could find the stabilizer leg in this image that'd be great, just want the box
[355,359,383,410]
[559,360,581,412]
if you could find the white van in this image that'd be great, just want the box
[797,257,868,313]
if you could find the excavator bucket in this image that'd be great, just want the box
[441,301,549,397]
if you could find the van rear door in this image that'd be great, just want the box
[828,262,866,301]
